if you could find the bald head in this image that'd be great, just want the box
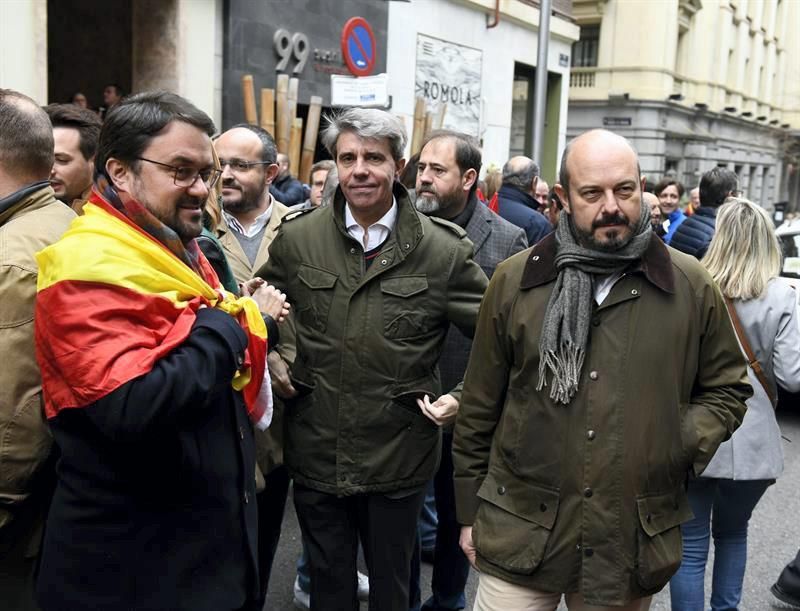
[502,155,539,195]
[559,129,640,195]
[643,192,662,224]
[0,89,54,196]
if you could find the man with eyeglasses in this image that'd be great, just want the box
[213,124,292,603]
[33,91,288,611]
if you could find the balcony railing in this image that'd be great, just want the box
[570,68,596,88]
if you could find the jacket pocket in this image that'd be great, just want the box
[380,275,433,339]
[296,264,338,334]
[473,471,559,575]
[634,490,693,590]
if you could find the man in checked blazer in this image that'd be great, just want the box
[412,129,527,610]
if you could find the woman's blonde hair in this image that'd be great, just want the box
[484,168,502,200]
[703,197,782,300]
[204,142,223,231]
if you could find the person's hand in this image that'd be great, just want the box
[250,284,291,322]
[239,277,265,297]
[267,351,298,399]
[460,526,477,569]
[417,393,459,426]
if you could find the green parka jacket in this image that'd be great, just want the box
[453,232,751,606]
[256,184,488,495]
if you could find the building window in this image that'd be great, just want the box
[571,25,599,68]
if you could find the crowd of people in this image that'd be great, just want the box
[1,85,799,611]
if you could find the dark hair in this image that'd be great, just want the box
[44,103,102,160]
[699,167,739,208]
[505,157,540,191]
[0,88,54,179]
[105,83,125,97]
[96,90,216,179]
[227,123,278,164]
[421,130,483,196]
[548,187,563,210]
[654,178,685,198]
[399,152,420,189]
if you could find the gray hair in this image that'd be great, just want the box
[321,108,407,161]
[502,157,540,190]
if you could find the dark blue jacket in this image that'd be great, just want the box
[37,308,260,611]
[270,174,306,206]
[495,184,552,246]
[669,207,717,259]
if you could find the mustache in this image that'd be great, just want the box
[593,212,629,228]
[222,178,241,189]
[417,185,437,196]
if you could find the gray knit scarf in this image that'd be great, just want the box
[536,198,652,404]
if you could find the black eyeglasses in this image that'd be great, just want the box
[135,157,222,189]
[218,158,274,173]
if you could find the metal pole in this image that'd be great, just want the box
[532,0,551,165]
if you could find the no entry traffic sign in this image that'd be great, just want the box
[341,17,376,77]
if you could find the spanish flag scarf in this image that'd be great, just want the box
[34,184,272,429]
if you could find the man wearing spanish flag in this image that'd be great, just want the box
[33,91,287,611]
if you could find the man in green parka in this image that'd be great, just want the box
[255,107,488,610]
[453,129,751,611]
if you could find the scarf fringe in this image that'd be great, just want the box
[536,344,586,405]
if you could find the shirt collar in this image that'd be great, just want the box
[344,197,397,234]
[223,197,273,237]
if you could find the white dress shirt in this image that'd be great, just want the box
[344,198,397,251]
[223,202,273,237]
[594,271,625,305]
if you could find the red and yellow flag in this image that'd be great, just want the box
[34,199,271,428]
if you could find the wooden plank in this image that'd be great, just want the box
[241,74,257,124]
[275,74,290,153]
[410,97,426,155]
[260,88,275,135]
[299,95,323,183]
[289,117,303,178]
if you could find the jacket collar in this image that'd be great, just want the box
[694,206,717,218]
[464,196,494,253]
[0,181,54,225]
[498,184,538,210]
[520,231,675,294]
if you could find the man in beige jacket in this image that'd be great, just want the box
[0,89,76,609]
[214,123,290,601]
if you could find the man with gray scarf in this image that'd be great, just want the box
[452,129,751,610]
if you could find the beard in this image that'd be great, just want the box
[131,175,204,244]
[221,178,262,214]
[572,211,635,252]
[414,186,464,217]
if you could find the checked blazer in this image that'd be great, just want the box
[439,199,528,396]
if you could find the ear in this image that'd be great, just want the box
[264,163,280,185]
[105,158,132,194]
[394,158,406,177]
[555,183,570,214]
[531,175,539,195]
[640,176,647,194]
[462,168,478,192]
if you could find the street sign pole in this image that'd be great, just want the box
[532,0,551,167]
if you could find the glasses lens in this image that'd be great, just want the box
[173,167,196,186]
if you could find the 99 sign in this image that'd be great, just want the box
[273,29,309,74]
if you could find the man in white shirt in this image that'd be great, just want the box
[215,124,289,284]
[255,107,487,610]
[213,123,290,605]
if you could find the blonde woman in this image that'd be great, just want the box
[670,198,800,611]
